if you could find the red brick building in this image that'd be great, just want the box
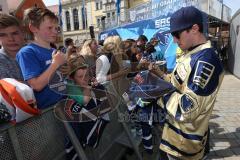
[7,0,46,20]
[7,0,62,44]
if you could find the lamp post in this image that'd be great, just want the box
[81,0,88,39]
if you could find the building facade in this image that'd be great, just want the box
[229,9,240,78]
[61,0,231,45]
[61,0,134,45]
[0,0,9,14]
[0,0,45,19]
[62,0,98,45]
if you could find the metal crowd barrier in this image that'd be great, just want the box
[0,107,66,160]
[1,76,169,160]
[0,100,142,160]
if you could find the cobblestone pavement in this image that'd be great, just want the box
[208,72,240,160]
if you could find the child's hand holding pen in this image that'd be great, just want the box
[52,50,67,68]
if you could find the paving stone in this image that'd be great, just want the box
[224,157,240,160]
[225,121,238,127]
[212,146,229,151]
[226,127,237,133]
[207,156,224,160]
[202,74,240,159]
[228,140,240,147]
[234,133,240,139]
[231,147,240,155]
[211,128,226,134]
[208,151,217,156]
[213,140,232,147]
[212,134,227,139]
[215,148,234,157]
[236,128,240,133]
[234,139,240,146]
[225,133,236,139]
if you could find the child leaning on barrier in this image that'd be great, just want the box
[62,55,110,159]
[122,71,166,155]
[16,7,66,109]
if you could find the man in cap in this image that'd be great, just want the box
[150,6,224,159]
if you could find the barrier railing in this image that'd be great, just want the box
[0,107,66,160]
[0,82,143,160]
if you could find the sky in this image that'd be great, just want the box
[43,0,58,6]
[42,0,240,16]
[224,0,240,16]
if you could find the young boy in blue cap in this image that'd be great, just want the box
[150,6,224,160]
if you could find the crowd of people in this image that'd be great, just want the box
[0,6,225,160]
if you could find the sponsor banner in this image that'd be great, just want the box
[99,0,208,72]
[209,0,222,20]
[151,0,199,18]
[129,2,152,22]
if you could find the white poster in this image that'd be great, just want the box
[209,0,222,19]
[223,5,231,22]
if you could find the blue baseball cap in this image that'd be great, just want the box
[164,6,203,34]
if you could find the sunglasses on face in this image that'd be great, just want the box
[171,25,193,39]
[171,30,184,39]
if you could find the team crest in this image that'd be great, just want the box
[193,61,215,89]
[181,94,194,112]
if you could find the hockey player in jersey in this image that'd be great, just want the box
[149,6,224,160]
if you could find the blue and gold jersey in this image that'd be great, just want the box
[158,41,224,160]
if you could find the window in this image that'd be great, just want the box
[0,5,2,12]
[237,25,240,36]
[107,12,110,18]
[96,2,99,10]
[97,18,101,27]
[75,39,79,46]
[100,1,103,9]
[112,12,115,21]
[73,9,79,30]
[82,7,88,29]
[65,11,71,31]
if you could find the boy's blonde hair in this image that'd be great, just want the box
[23,7,58,38]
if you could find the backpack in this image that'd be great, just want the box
[0,78,40,123]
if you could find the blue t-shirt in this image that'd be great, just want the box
[16,43,64,109]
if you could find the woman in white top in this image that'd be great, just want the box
[96,36,123,83]
[96,36,132,98]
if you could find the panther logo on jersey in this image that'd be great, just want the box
[193,60,215,89]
